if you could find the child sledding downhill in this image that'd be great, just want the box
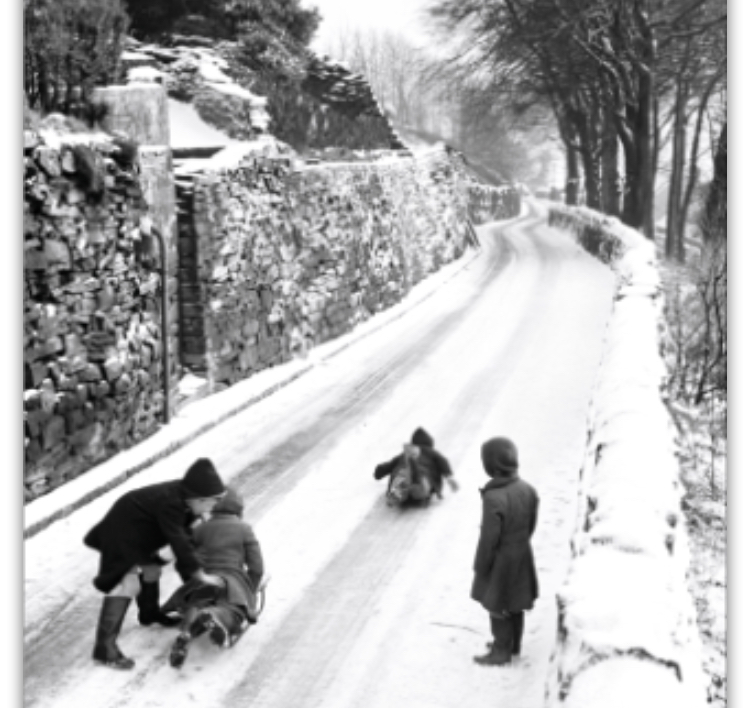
[161,487,267,669]
[374,428,458,507]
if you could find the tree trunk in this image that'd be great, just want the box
[704,121,727,241]
[666,82,687,260]
[573,102,602,211]
[619,119,640,228]
[681,72,724,245]
[601,108,620,216]
[565,141,580,206]
[635,69,655,239]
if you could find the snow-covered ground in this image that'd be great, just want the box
[24,204,616,708]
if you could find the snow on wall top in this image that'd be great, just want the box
[545,205,708,708]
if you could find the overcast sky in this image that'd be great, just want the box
[304,0,434,51]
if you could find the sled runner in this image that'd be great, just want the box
[226,574,269,647]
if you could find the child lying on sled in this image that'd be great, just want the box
[161,487,266,668]
[374,428,458,507]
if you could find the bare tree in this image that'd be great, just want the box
[427,0,726,238]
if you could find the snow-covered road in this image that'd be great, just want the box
[24,205,615,708]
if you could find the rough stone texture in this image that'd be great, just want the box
[175,144,519,389]
[24,134,172,501]
[544,206,707,708]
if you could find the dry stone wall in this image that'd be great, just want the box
[545,206,707,708]
[176,145,518,388]
[22,117,516,503]
[23,129,174,502]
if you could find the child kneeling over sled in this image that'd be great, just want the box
[162,487,266,668]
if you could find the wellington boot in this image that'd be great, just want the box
[474,614,513,666]
[473,648,513,667]
[511,612,525,656]
[137,579,180,627]
[92,597,135,670]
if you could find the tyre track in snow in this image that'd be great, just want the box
[23,217,522,708]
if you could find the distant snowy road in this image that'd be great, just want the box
[25,204,615,708]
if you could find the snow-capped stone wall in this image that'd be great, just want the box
[545,206,707,707]
[23,129,175,502]
[176,144,518,388]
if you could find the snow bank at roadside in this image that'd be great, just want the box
[545,206,707,707]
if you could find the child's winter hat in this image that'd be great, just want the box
[481,438,519,478]
[411,428,434,448]
[212,487,244,517]
[182,458,226,498]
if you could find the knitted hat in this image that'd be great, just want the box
[212,486,244,517]
[481,438,519,478]
[182,458,225,498]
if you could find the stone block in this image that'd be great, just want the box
[241,319,261,338]
[103,356,124,381]
[114,372,133,395]
[25,361,48,389]
[70,423,96,449]
[25,437,43,463]
[41,415,66,451]
[35,147,62,177]
[44,239,72,270]
[24,249,47,271]
[89,380,111,399]
[24,388,42,411]
[75,383,89,404]
[25,408,51,438]
[65,408,86,434]
[79,363,103,382]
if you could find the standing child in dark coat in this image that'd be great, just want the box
[83,457,227,670]
[163,487,265,668]
[471,437,539,666]
[374,428,458,506]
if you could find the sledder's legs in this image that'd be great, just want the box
[169,633,191,669]
[191,605,244,648]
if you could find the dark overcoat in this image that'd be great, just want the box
[83,480,202,593]
[470,475,539,613]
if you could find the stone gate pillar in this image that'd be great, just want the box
[92,83,180,417]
